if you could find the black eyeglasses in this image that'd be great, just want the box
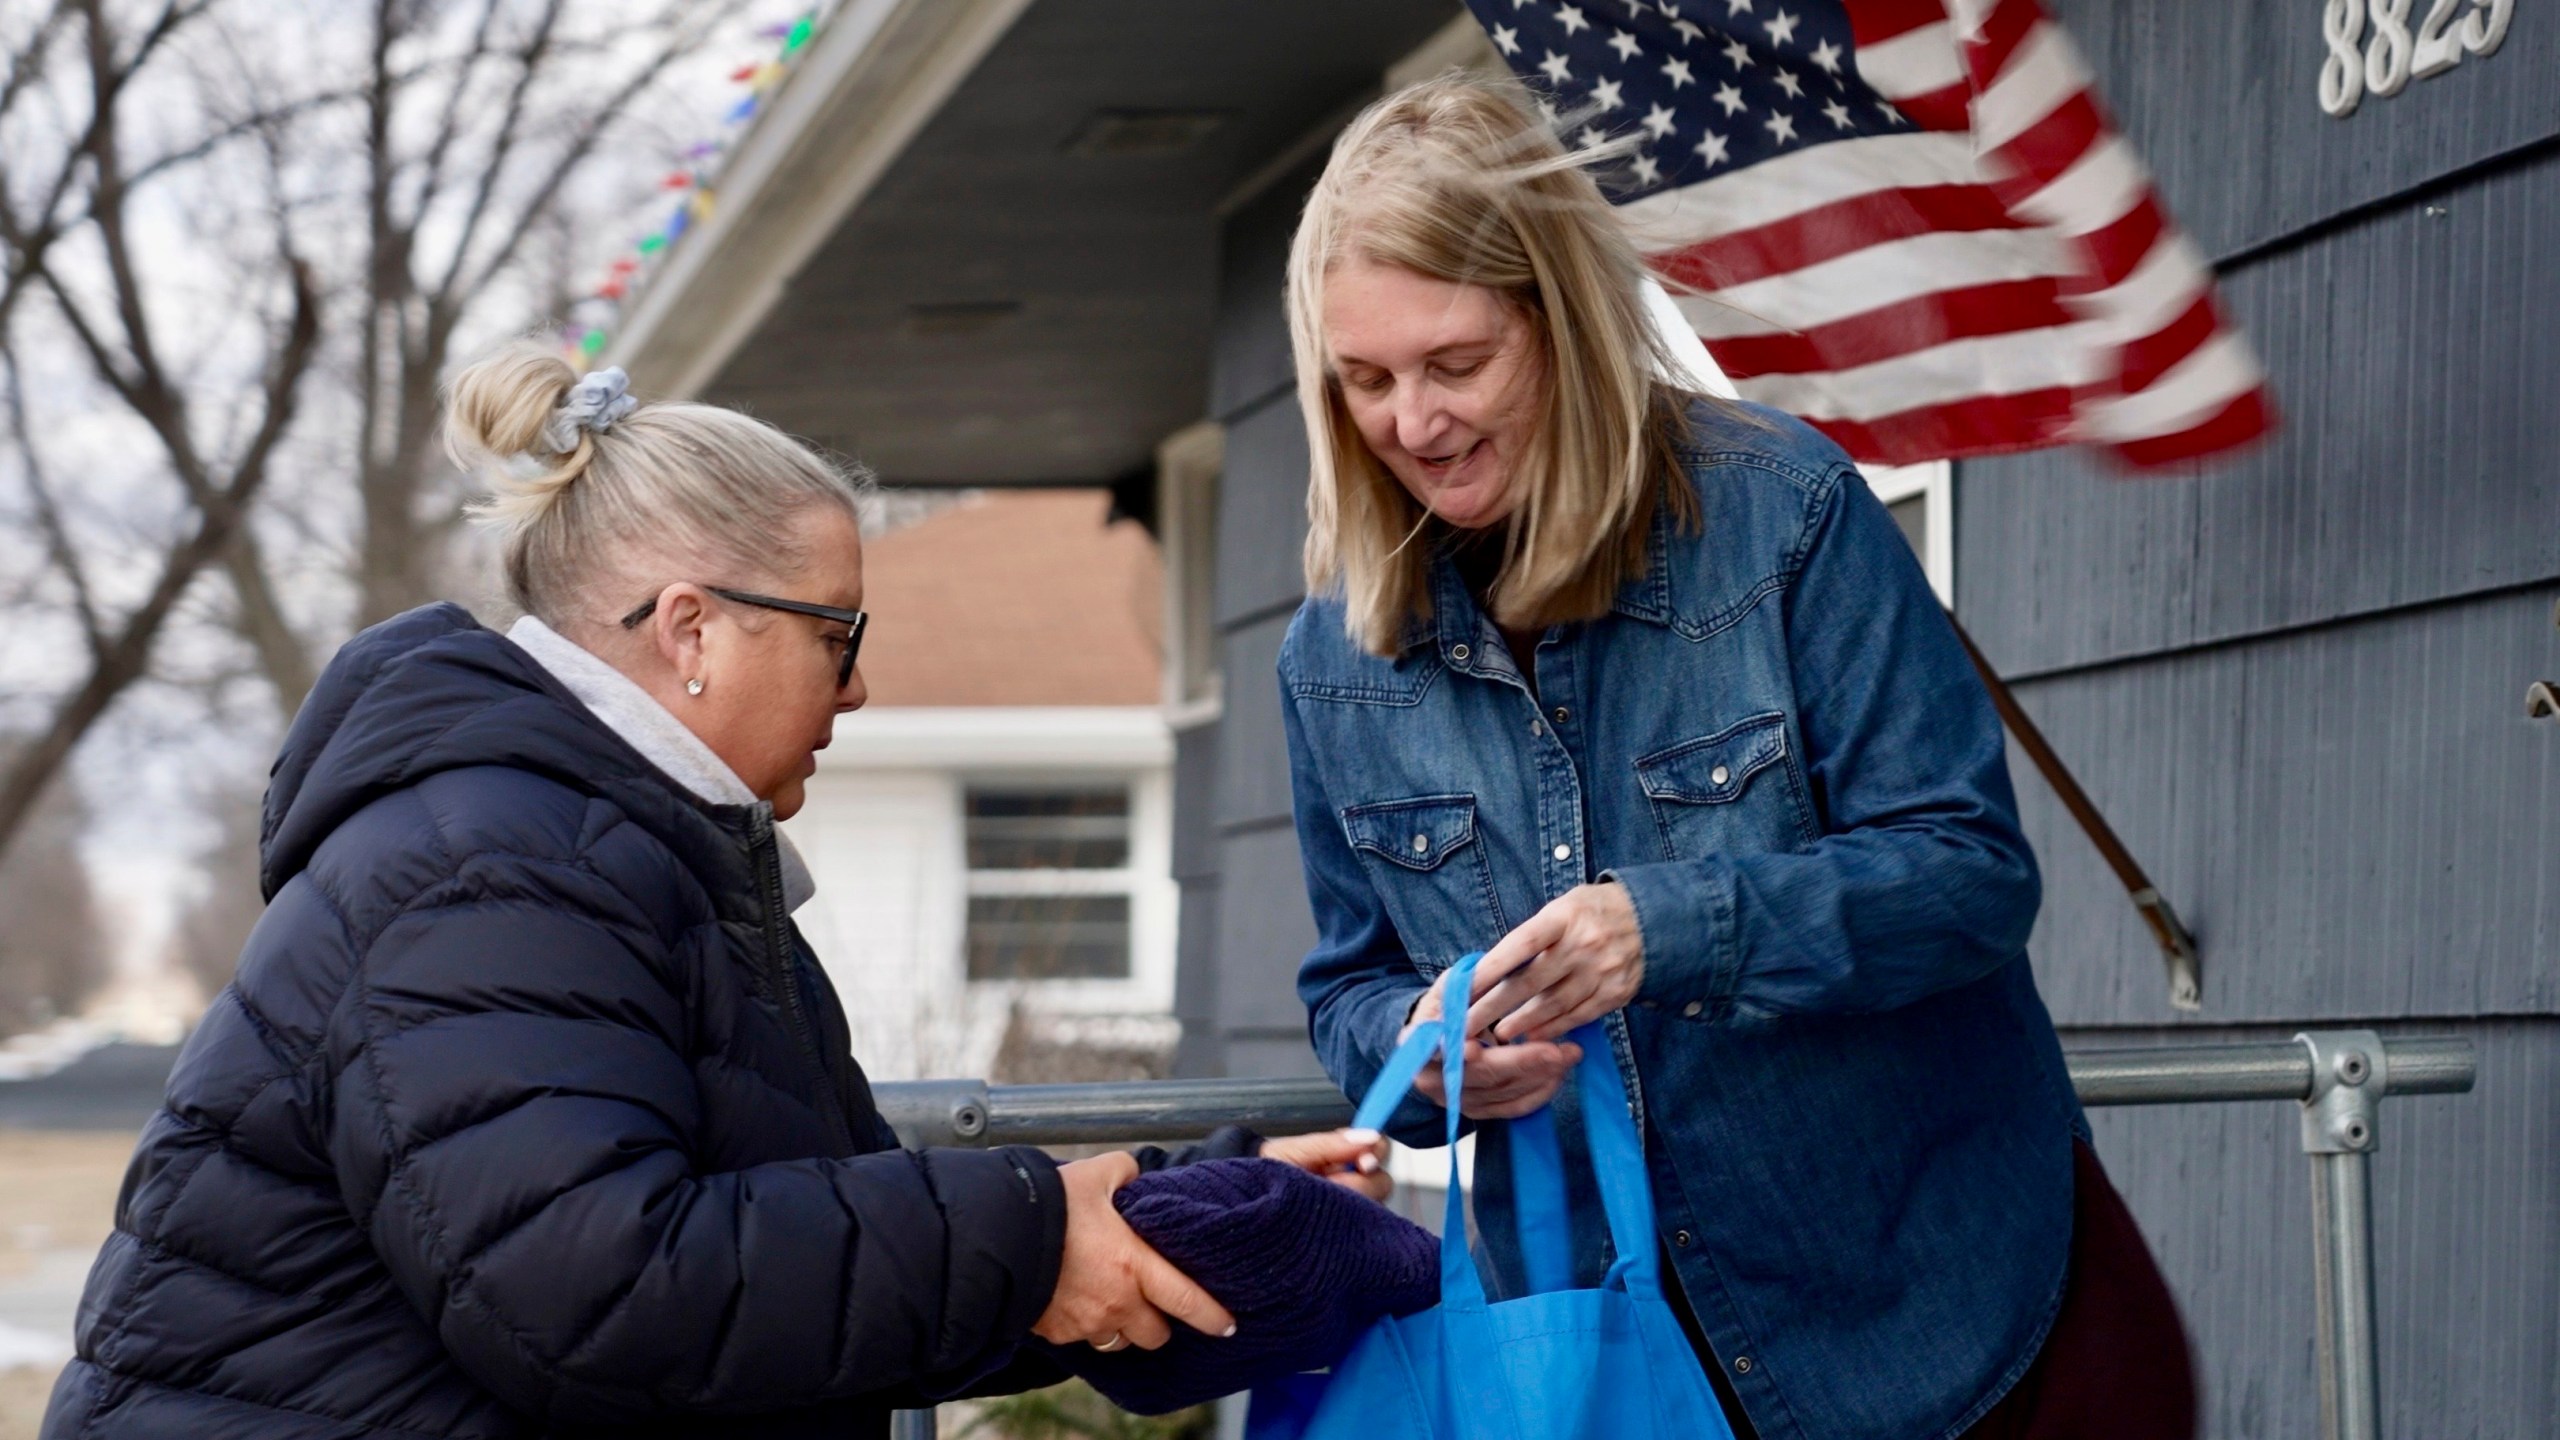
[621,586,867,688]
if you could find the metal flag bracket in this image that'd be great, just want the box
[1949,615,2205,1012]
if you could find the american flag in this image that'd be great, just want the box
[1463,0,2273,467]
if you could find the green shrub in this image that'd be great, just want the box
[957,1379,1215,1440]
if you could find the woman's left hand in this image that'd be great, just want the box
[1259,1128,1392,1202]
[1463,882,1646,1043]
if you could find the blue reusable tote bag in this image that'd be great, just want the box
[1248,952,1739,1440]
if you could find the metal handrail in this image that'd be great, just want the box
[879,1033,2475,1440]
[872,1035,2476,1148]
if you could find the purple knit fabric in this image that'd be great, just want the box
[1038,1157,1440,1414]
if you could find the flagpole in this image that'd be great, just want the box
[1948,617,2204,1012]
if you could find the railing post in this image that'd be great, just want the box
[890,1406,939,1439]
[2297,1030,2387,1440]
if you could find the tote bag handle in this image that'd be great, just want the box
[1349,952,1664,1309]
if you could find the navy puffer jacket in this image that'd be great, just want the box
[44,604,1068,1439]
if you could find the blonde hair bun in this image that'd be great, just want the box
[445,340,871,625]
[448,345,594,537]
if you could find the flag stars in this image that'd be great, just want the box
[1576,125,1608,150]
[1622,0,1650,14]
[1607,28,1642,61]
[1695,129,1731,166]
[1631,151,1662,186]
[1539,49,1574,84]
[1722,37,1754,68]
[1491,24,1521,56]
[1711,81,1746,115]
[1726,0,1753,13]
[1591,77,1625,110]
[1765,9,1801,46]
[1809,38,1843,74]
[1662,56,1695,89]
[1556,5,1591,36]
[1823,98,1855,128]
[1765,111,1798,144]
[1774,68,1805,99]
[1641,102,1677,139]
[1672,18,1705,43]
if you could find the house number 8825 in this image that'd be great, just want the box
[2320,0,2514,116]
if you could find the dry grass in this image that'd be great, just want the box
[0,1369,61,1440]
[0,1129,135,1440]
[0,1131,130,1279]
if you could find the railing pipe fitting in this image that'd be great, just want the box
[873,1036,2476,1146]
[875,1032,2474,1440]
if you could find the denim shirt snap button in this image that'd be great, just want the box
[1553,844,1571,861]
[1682,1001,1704,1018]
[1411,833,1429,855]
[1734,1357,1754,1375]
[1450,643,1471,663]
[1711,764,1731,786]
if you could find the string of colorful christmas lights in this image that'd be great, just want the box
[562,6,825,362]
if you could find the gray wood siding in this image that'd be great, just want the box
[2091,1020,2559,1440]
[1961,144,2560,677]
[1965,5,2557,1437]
[1213,394,1315,630]
[1209,822,1320,1062]
[1170,139,1355,1079]
[2013,585,2560,1027]
[2047,0,2560,258]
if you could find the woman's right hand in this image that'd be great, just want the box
[1402,973,1583,1120]
[1033,1152,1237,1352]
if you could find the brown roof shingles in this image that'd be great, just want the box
[855,490,1162,707]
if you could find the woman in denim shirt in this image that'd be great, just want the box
[1276,78,2193,1440]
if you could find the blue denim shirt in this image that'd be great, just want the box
[1280,403,2085,1440]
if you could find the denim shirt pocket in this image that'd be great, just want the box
[1633,712,1815,861]
[1339,793,1509,968]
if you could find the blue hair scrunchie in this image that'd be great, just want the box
[540,366,638,454]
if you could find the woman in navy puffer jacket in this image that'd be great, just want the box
[42,347,1381,1440]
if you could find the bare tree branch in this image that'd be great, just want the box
[420,0,567,310]
[439,1,719,310]
[403,0,506,235]
[0,0,322,868]
[0,336,105,659]
[223,524,314,712]
[0,0,742,865]
[0,1,77,131]
[0,254,319,868]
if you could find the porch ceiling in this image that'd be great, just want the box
[693,0,1457,486]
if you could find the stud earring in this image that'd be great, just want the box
[685,678,704,696]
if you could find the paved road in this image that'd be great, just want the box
[0,1041,174,1396]
[0,1045,176,1132]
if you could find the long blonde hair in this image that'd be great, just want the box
[446,344,869,627]
[1288,74,1711,656]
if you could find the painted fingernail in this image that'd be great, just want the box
[1344,1128,1381,1145]
[1223,1323,1239,1337]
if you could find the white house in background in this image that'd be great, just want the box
[783,489,1180,1084]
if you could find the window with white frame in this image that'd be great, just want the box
[963,786,1138,981]
[1862,460,1954,605]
